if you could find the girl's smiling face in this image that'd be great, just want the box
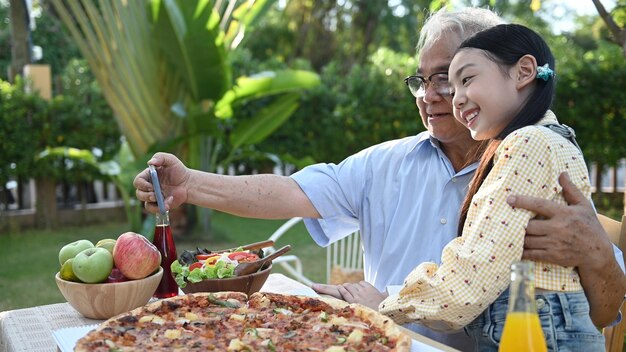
[449,49,528,141]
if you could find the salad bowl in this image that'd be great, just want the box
[180,264,272,295]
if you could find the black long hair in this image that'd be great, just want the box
[458,24,556,235]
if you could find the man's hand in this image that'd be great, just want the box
[134,152,191,214]
[506,172,612,268]
[507,172,626,327]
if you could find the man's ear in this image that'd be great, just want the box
[515,54,537,90]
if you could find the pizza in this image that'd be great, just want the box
[75,291,411,351]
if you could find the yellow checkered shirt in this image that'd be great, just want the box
[379,112,589,331]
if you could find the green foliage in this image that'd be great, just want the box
[0,1,80,83]
[257,47,422,164]
[30,2,82,81]
[150,0,230,102]
[0,2,9,79]
[57,59,120,160]
[0,78,48,184]
[553,40,626,167]
[0,69,121,188]
[38,140,149,232]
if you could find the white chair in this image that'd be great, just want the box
[266,217,313,286]
[265,217,364,286]
[327,228,364,285]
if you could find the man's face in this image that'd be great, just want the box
[415,34,472,146]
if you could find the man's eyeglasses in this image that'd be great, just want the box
[404,72,451,98]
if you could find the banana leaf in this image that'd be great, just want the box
[229,93,300,150]
[151,0,230,101]
[225,0,276,49]
[215,70,320,119]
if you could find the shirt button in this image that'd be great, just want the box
[451,177,457,183]
[440,218,447,224]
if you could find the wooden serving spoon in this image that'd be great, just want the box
[216,240,275,254]
[234,245,292,276]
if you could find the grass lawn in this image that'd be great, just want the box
[0,211,325,312]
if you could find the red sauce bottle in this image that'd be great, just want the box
[152,211,178,298]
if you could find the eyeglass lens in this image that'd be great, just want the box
[406,73,450,98]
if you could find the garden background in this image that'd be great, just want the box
[1,0,625,312]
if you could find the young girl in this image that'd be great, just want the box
[378,24,605,350]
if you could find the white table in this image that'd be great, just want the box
[0,274,458,351]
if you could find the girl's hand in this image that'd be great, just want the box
[337,281,388,310]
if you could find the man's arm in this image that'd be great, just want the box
[134,152,320,219]
[507,172,626,327]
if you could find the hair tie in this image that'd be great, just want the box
[536,63,554,81]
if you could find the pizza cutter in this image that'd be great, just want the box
[234,245,292,276]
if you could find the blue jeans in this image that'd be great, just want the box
[464,290,604,352]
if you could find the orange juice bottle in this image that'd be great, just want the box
[499,261,547,352]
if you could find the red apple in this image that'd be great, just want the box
[113,232,161,280]
[105,267,129,283]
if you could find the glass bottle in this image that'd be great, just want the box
[499,261,547,352]
[152,211,178,298]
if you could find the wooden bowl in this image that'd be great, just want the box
[55,267,163,319]
[181,264,271,295]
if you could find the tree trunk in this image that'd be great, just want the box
[17,176,24,209]
[8,0,31,82]
[35,177,58,229]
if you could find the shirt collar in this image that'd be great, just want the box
[537,110,558,126]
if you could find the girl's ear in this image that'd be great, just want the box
[515,54,537,90]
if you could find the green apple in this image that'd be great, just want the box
[72,247,114,283]
[95,239,116,254]
[59,239,94,265]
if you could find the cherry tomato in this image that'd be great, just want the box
[228,252,260,262]
[189,262,203,271]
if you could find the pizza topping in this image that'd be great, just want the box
[227,338,248,351]
[260,338,276,351]
[164,329,182,339]
[229,313,246,321]
[282,330,297,339]
[347,329,364,343]
[175,318,190,325]
[319,311,329,322]
[185,312,199,320]
[138,315,165,325]
[273,307,293,315]
[207,293,242,308]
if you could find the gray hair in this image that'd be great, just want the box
[417,7,505,57]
